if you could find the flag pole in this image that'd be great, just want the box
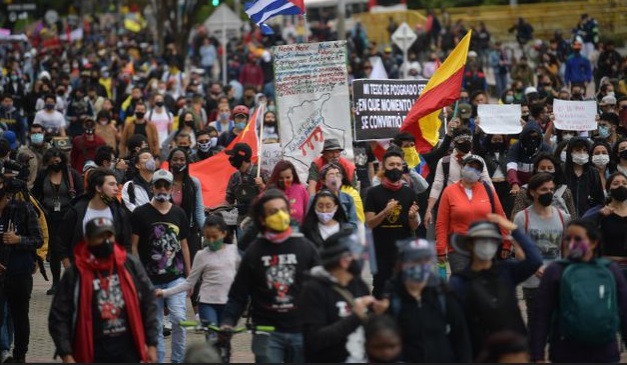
[257,102,267,178]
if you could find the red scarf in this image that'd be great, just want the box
[73,242,147,363]
[382,178,403,191]
[264,227,294,244]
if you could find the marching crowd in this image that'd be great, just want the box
[0,5,625,364]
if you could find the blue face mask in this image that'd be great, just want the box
[598,125,610,138]
[402,263,432,283]
[234,122,246,130]
[30,133,44,145]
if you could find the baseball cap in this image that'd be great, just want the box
[524,86,538,96]
[1,131,18,150]
[152,169,174,184]
[397,238,436,262]
[601,95,617,106]
[458,103,472,119]
[225,143,253,160]
[85,217,116,239]
[462,155,485,170]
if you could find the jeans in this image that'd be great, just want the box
[252,332,304,363]
[198,303,224,326]
[0,300,13,352]
[154,277,187,363]
[494,71,509,98]
[4,275,32,361]
[448,251,470,274]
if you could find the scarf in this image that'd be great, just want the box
[382,178,403,192]
[73,242,147,363]
[263,227,294,244]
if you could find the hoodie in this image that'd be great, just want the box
[300,266,371,363]
[506,122,552,187]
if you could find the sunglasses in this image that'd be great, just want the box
[154,181,172,189]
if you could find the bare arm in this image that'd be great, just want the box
[307,180,317,196]
[131,234,139,256]
[180,238,191,277]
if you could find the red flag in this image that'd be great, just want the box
[189,108,261,208]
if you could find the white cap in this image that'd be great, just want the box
[601,95,617,105]
[524,86,538,95]
[468,50,478,58]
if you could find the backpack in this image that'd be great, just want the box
[234,168,258,204]
[556,258,619,345]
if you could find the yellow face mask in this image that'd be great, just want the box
[402,147,421,169]
[265,210,291,232]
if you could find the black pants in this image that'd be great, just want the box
[48,215,64,285]
[4,274,32,361]
[372,261,395,299]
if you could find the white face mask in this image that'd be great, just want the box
[572,153,589,166]
[560,150,567,163]
[592,154,610,167]
[474,240,499,261]
[315,208,337,224]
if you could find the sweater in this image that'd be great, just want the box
[283,183,310,226]
[436,180,509,256]
[162,244,240,304]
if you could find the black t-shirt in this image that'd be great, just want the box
[365,185,418,263]
[131,204,189,284]
[600,213,627,257]
[353,142,376,189]
[134,122,147,138]
[91,268,139,362]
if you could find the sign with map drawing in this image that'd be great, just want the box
[273,41,354,181]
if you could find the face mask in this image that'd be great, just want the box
[264,210,291,232]
[456,140,472,154]
[10,75,18,82]
[210,137,218,148]
[567,239,589,260]
[620,150,627,160]
[220,112,230,120]
[348,259,363,276]
[607,91,615,97]
[401,147,420,169]
[184,120,194,127]
[403,263,432,283]
[197,141,211,152]
[85,128,95,136]
[488,140,505,152]
[315,208,336,224]
[505,95,514,103]
[49,162,63,172]
[229,156,245,169]
[155,101,165,107]
[538,192,553,207]
[144,158,156,172]
[30,133,44,145]
[171,164,186,173]
[384,168,403,183]
[598,125,611,138]
[461,166,481,184]
[203,238,224,252]
[45,103,55,110]
[154,193,171,203]
[572,153,589,165]
[610,186,627,202]
[592,154,610,167]
[235,122,246,130]
[560,150,567,163]
[88,239,114,258]
[135,112,145,119]
[474,240,499,261]
[325,177,341,191]
[562,133,575,141]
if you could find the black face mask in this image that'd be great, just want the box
[620,150,627,160]
[347,259,363,276]
[171,163,186,173]
[487,141,505,152]
[523,137,540,155]
[49,163,63,172]
[229,155,245,169]
[384,168,403,182]
[538,192,554,207]
[135,112,145,120]
[88,239,114,258]
[155,101,165,107]
[456,140,472,154]
[610,186,627,202]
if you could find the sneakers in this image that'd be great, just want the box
[1,350,11,363]
[163,315,172,337]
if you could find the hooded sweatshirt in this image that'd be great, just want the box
[300,266,371,363]
[507,121,552,187]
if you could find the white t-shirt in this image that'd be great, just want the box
[82,206,113,234]
[318,222,340,241]
[148,108,173,146]
[33,110,66,134]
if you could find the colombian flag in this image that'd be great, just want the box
[189,108,261,208]
[400,31,472,153]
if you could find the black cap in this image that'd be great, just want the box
[320,228,363,267]
[226,143,252,160]
[462,154,484,170]
[85,217,116,239]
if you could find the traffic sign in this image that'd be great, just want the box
[391,22,417,52]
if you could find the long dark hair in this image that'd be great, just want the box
[178,111,197,133]
[606,172,627,203]
[167,147,197,225]
[268,160,301,189]
[533,152,564,186]
[301,189,348,234]
[563,137,591,185]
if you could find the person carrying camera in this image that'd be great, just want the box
[0,173,44,363]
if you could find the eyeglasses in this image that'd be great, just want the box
[154,181,171,189]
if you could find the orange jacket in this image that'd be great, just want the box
[436,180,511,256]
[120,119,160,157]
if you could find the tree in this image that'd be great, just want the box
[149,0,205,55]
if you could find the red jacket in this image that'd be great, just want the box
[239,64,264,89]
[70,134,106,172]
[313,157,357,192]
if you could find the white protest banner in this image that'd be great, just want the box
[274,41,353,182]
[477,104,523,135]
[552,100,598,131]
[260,143,282,174]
